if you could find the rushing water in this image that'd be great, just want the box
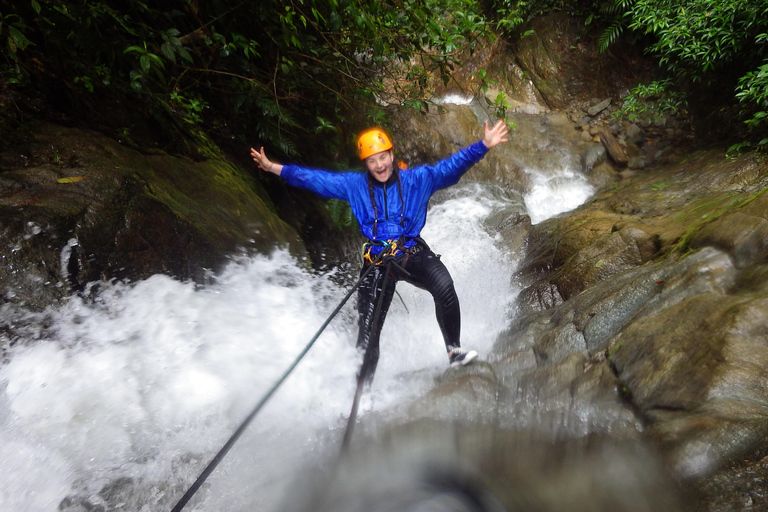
[0,156,591,511]
[524,168,595,225]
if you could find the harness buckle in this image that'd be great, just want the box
[362,239,403,265]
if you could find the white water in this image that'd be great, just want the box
[0,175,597,512]
[432,93,597,225]
[524,167,595,224]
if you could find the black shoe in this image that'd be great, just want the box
[448,348,478,367]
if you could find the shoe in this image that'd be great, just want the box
[448,347,478,367]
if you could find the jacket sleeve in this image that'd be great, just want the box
[420,141,489,192]
[280,165,355,201]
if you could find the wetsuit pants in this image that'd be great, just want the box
[356,246,460,383]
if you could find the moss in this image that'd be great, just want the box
[135,155,297,253]
[670,186,768,258]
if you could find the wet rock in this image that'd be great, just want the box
[610,292,768,478]
[626,123,645,144]
[587,98,612,116]
[287,421,689,512]
[689,191,768,268]
[406,362,497,424]
[516,280,565,316]
[581,143,607,173]
[551,223,657,299]
[586,161,620,192]
[499,149,768,500]
[599,129,629,166]
[575,115,591,128]
[493,348,537,389]
[0,123,305,310]
[533,322,587,366]
[574,248,736,353]
[570,360,643,435]
[627,153,647,170]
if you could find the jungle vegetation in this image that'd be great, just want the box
[1,0,767,166]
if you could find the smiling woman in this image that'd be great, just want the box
[250,120,509,383]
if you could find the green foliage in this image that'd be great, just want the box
[596,18,625,53]
[614,79,687,123]
[625,1,767,77]
[325,198,356,229]
[0,11,34,83]
[1,12,34,59]
[591,0,768,149]
[586,0,636,52]
[491,91,511,122]
[1,0,489,164]
[491,0,586,35]
[735,60,768,142]
[472,68,495,95]
[470,68,515,126]
[169,92,208,125]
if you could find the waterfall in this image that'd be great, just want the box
[0,178,562,511]
[0,108,595,510]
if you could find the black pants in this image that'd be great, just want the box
[356,246,461,383]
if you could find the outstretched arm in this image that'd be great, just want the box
[482,119,509,149]
[250,146,284,176]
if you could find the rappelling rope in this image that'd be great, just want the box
[169,260,380,512]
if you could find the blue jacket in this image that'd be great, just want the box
[281,140,489,250]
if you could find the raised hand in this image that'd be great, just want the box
[250,147,283,175]
[483,119,510,149]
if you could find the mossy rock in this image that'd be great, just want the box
[0,123,303,309]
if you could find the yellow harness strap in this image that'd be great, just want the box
[362,239,402,265]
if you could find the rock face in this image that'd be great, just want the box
[400,150,768,511]
[0,123,305,310]
[332,23,768,507]
[287,421,688,512]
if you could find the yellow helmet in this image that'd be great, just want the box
[357,128,393,160]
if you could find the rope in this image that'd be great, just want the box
[170,262,377,512]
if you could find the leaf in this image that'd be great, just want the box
[161,42,176,62]
[140,54,151,73]
[57,176,88,184]
[8,25,32,51]
[178,47,193,63]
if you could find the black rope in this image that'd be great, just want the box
[170,262,377,512]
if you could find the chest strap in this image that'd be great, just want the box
[368,170,404,237]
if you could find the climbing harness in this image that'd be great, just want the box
[362,238,403,265]
[169,248,410,511]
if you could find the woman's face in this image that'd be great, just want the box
[365,150,394,183]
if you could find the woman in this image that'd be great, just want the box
[250,119,509,382]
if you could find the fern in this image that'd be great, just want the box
[598,18,625,52]
[325,198,355,229]
[599,0,622,16]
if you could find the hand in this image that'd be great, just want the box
[482,119,509,149]
[249,146,283,176]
